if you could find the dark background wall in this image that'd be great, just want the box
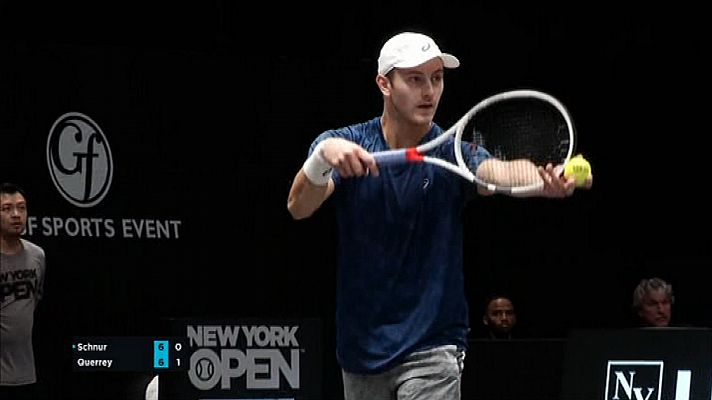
[1,1,710,399]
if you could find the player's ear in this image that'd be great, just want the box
[482,315,489,326]
[376,74,391,95]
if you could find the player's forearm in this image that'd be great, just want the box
[475,159,541,188]
[287,170,332,219]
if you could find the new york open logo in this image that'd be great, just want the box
[187,325,301,391]
[46,112,113,208]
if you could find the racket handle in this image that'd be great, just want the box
[373,150,407,166]
[373,148,423,166]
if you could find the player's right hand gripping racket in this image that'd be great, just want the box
[372,89,576,195]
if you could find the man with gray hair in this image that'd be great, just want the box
[632,277,674,328]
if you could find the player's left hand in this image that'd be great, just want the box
[538,164,576,198]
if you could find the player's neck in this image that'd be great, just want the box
[0,235,22,255]
[380,113,431,149]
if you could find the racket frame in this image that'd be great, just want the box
[373,89,576,194]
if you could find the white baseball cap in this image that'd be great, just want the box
[377,32,460,75]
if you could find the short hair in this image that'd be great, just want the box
[632,277,674,310]
[0,182,26,198]
[483,294,515,313]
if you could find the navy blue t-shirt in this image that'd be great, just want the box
[309,117,491,374]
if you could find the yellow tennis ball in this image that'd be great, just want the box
[564,155,591,186]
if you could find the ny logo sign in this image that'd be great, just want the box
[605,361,693,400]
[606,361,663,400]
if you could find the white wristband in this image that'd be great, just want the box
[302,142,333,186]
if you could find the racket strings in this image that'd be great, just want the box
[470,99,570,166]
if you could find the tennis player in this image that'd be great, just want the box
[287,31,590,400]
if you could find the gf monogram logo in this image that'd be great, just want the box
[46,112,113,208]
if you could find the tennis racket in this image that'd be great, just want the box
[372,89,576,195]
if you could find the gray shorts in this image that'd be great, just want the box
[342,344,466,400]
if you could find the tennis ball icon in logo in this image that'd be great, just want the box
[564,155,591,187]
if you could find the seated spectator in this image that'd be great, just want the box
[482,295,518,339]
[632,277,675,327]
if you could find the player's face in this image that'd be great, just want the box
[0,192,27,238]
[389,58,445,125]
[638,289,672,327]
